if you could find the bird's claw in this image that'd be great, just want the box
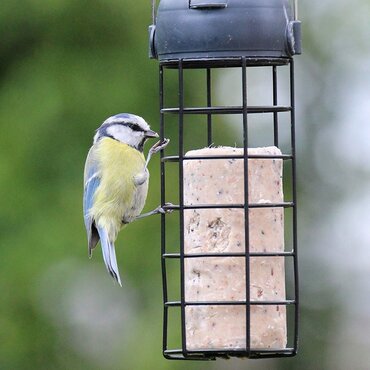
[158,202,174,214]
[133,202,175,221]
[149,138,170,155]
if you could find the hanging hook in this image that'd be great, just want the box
[294,0,298,20]
[152,0,157,25]
[149,0,157,58]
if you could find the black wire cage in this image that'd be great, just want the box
[150,0,301,361]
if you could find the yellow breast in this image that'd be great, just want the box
[91,138,147,238]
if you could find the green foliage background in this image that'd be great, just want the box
[1,1,369,370]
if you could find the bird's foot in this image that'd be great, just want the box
[135,203,174,220]
[149,138,170,156]
[156,202,174,215]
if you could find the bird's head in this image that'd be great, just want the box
[93,113,158,151]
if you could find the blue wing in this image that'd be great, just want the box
[83,145,122,285]
[83,147,101,256]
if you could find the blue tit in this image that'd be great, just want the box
[83,113,169,286]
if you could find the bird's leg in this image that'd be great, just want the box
[134,139,170,186]
[133,139,172,222]
[135,202,174,220]
[145,138,170,171]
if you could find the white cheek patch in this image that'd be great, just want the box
[107,124,144,147]
[107,125,130,142]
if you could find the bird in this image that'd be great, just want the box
[83,113,169,286]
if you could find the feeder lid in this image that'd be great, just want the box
[150,0,301,62]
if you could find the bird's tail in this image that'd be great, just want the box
[97,226,122,286]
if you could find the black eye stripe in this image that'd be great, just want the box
[97,121,145,142]
[119,122,144,132]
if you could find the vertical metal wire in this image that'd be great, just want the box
[290,58,300,354]
[206,68,213,146]
[159,64,170,357]
[272,66,279,147]
[178,59,187,354]
[241,57,251,353]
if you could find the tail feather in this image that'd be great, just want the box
[88,223,100,258]
[97,227,122,286]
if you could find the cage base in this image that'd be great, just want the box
[163,348,297,361]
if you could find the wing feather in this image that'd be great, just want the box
[83,146,101,255]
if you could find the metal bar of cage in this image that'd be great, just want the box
[161,106,291,114]
[206,68,213,146]
[159,58,299,360]
[290,58,300,355]
[178,59,187,355]
[273,65,279,146]
[163,251,295,258]
[165,300,296,307]
[162,154,293,161]
[241,56,251,354]
[159,64,171,360]
[161,202,294,209]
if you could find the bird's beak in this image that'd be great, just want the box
[145,129,159,138]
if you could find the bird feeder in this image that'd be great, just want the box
[149,0,301,360]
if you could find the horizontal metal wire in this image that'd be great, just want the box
[162,153,293,162]
[163,351,213,361]
[163,202,293,210]
[161,105,291,115]
[165,300,295,307]
[163,251,294,258]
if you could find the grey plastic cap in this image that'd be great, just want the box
[149,0,301,61]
